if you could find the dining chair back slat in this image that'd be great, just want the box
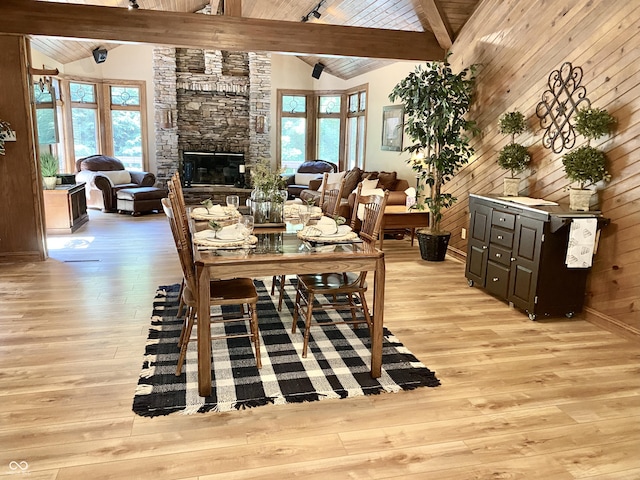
[350,183,390,248]
[318,173,345,217]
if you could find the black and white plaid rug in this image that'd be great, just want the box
[133,279,440,417]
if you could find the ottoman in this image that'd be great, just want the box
[117,186,167,215]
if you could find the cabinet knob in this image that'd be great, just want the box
[495,253,502,258]
[482,245,487,250]
[497,235,504,240]
[511,257,516,262]
[499,217,505,222]
[492,277,499,282]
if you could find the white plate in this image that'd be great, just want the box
[303,224,352,238]
[319,225,352,237]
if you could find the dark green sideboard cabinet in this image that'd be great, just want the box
[465,194,605,320]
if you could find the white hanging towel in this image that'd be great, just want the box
[565,218,598,268]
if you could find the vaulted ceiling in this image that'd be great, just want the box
[26,0,480,79]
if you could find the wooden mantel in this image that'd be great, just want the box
[0,0,445,62]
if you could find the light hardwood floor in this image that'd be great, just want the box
[1,210,638,479]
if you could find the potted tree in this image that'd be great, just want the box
[389,56,477,261]
[562,106,615,211]
[497,111,530,196]
[40,152,59,190]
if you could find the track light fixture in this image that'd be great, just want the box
[301,0,325,22]
[128,0,139,10]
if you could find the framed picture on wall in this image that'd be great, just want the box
[381,105,404,151]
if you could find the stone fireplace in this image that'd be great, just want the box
[153,17,271,186]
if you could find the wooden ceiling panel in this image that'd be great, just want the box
[27,0,480,79]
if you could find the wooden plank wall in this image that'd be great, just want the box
[0,34,47,262]
[444,0,640,334]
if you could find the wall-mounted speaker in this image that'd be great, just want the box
[311,62,325,79]
[92,47,108,64]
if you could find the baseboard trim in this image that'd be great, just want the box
[0,251,46,263]
[446,246,638,342]
[446,245,466,264]
[583,307,640,342]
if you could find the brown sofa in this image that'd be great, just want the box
[284,160,338,199]
[300,167,409,220]
[74,155,157,212]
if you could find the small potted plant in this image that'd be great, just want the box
[562,106,615,211]
[0,119,13,156]
[389,55,477,261]
[497,111,530,196]
[40,152,59,190]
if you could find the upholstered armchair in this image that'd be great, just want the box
[283,160,337,199]
[74,155,156,212]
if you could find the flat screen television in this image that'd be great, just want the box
[182,151,245,187]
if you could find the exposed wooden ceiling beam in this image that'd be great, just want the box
[419,0,453,49]
[0,0,444,61]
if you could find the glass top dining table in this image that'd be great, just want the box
[189,214,386,397]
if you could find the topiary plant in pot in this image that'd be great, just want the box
[562,107,614,211]
[389,55,477,261]
[497,111,530,196]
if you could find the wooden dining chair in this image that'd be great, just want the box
[318,172,346,217]
[270,174,347,311]
[165,191,262,375]
[291,189,389,357]
[167,172,190,237]
[161,196,186,317]
[167,172,190,317]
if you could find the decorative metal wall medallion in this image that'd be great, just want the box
[536,62,590,153]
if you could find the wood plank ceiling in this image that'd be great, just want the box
[29,0,480,79]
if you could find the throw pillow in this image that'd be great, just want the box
[370,171,398,191]
[318,170,346,192]
[98,170,132,187]
[294,172,323,186]
[342,167,363,195]
[353,178,379,193]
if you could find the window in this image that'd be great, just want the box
[345,87,367,170]
[33,81,59,145]
[277,85,365,173]
[34,79,66,173]
[63,79,148,171]
[279,94,307,175]
[317,95,342,165]
[69,82,99,160]
[110,86,143,171]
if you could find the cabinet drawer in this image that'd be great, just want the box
[486,262,510,298]
[490,228,514,248]
[489,244,511,267]
[492,210,515,230]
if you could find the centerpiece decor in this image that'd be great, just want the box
[389,55,477,261]
[561,106,614,211]
[497,110,530,196]
[249,158,287,224]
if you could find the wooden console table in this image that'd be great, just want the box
[43,183,89,234]
[379,205,429,249]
